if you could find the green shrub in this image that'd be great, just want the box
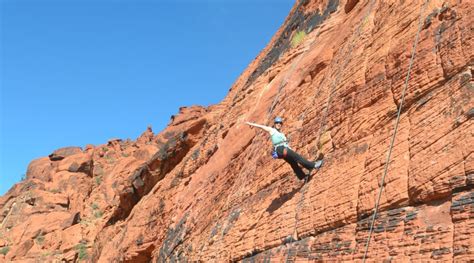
[136,235,144,246]
[50,188,60,193]
[41,251,51,257]
[291,30,306,47]
[95,176,102,186]
[94,210,103,219]
[75,243,88,260]
[35,232,45,245]
[0,246,10,255]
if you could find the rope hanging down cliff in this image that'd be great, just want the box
[285,0,379,261]
[214,0,426,261]
[362,1,429,261]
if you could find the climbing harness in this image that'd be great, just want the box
[362,1,428,262]
[272,145,289,159]
[272,150,279,159]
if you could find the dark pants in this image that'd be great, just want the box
[276,146,315,180]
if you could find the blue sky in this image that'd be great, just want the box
[0,0,294,195]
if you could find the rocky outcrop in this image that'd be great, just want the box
[48,147,83,161]
[1,0,472,262]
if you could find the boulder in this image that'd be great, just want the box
[49,147,82,161]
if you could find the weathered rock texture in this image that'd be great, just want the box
[1,0,473,262]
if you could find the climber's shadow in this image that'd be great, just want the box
[266,184,303,214]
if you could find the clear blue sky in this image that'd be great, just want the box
[0,0,294,195]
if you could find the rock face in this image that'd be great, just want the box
[1,0,473,262]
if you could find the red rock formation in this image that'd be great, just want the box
[1,0,472,262]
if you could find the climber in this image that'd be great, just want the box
[246,117,324,180]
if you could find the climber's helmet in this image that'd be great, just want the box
[274,117,283,124]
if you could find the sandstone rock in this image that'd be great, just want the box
[1,0,473,262]
[108,138,123,152]
[57,152,93,177]
[137,125,154,144]
[85,144,95,152]
[169,105,207,127]
[48,146,82,161]
[59,224,83,252]
[10,239,33,259]
[62,249,78,262]
[26,157,53,181]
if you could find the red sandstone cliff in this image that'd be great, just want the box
[1,0,473,262]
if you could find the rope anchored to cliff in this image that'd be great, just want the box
[362,1,429,261]
[284,0,379,261]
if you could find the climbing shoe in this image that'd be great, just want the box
[314,159,323,169]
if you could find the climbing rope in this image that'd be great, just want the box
[285,0,379,261]
[208,0,426,260]
[362,1,428,262]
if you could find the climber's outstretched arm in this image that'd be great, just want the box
[246,122,273,133]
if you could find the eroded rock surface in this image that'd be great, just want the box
[1,0,472,262]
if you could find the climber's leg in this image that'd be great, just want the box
[276,146,306,179]
[284,148,316,170]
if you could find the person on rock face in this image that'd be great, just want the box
[246,117,323,180]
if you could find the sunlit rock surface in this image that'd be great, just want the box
[1,0,472,261]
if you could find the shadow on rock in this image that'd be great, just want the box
[266,185,303,214]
